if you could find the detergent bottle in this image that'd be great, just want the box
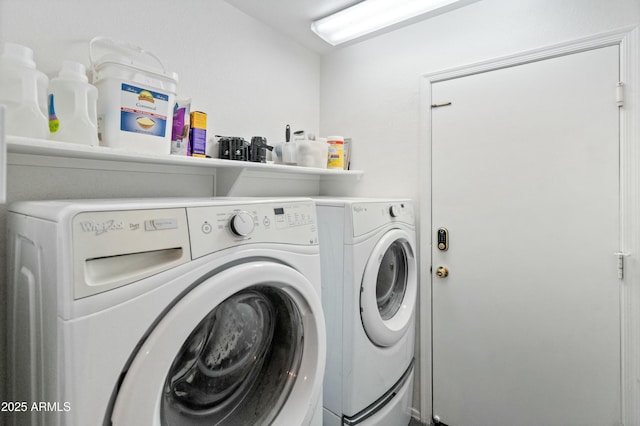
[0,42,49,138]
[48,61,99,145]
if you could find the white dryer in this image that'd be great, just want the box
[314,198,417,426]
[6,197,326,426]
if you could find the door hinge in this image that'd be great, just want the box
[616,82,624,107]
[614,251,630,279]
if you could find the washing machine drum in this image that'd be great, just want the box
[162,288,302,425]
[108,261,325,426]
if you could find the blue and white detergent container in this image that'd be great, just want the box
[90,37,178,155]
[48,61,99,145]
[0,42,49,139]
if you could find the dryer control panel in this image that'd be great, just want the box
[187,200,318,259]
[351,201,415,238]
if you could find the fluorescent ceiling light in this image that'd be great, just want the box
[311,0,462,46]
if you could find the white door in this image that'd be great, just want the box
[431,46,621,426]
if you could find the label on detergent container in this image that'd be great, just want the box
[120,84,169,137]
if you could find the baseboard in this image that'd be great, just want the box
[410,407,426,425]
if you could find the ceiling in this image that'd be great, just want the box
[224,0,364,54]
[224,0,482,54]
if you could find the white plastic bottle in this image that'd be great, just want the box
[48,61,99,145]
[0,42,49,139]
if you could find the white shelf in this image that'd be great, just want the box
[6,136,363,196]
[7,136,361,175]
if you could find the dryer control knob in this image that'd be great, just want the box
[230,211,255,237]
[389,205,400,217]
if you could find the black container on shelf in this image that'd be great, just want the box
[218,136,272,163]
[249,136,273,163]
[218,137,248,161]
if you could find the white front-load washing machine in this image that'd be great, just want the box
[6,197,326,426]
[314,198,417,426]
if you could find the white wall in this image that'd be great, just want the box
[0,0,321,406]
[0,0,320,143]
[319,0,640,421]
[320,0,640,201]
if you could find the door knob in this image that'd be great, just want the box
[435,266,449,278]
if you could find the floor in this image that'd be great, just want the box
[409,418,426,426]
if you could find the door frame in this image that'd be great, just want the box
[418,27,640,426]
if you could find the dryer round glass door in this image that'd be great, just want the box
[377,240,408,320]
[108,261,325,426]
[360,228,417,347]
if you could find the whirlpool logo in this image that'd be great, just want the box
[79,220,124,235]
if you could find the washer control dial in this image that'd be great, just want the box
[389,205,400,217]
[230,211,255,237]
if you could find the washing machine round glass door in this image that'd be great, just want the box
[108,261,325,426]
[360,228,417,347]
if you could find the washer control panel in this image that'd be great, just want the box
[187,200,318,259]
[229,211,256,237]
[72,208,191,299]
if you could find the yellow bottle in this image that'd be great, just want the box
[327,136,344,169]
